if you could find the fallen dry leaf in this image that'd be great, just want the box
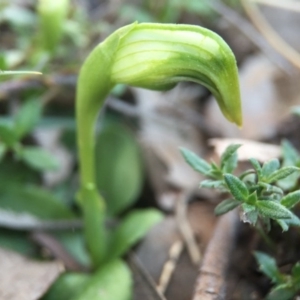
[209,138,281,162]
[0,247,64,300]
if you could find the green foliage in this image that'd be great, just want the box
[38,0,69,53]
[74,260,132,300]
[95,122,144,216]
[0,99,59,172]
[180,147,211,175]
[43,273,91,300]
[254,252,300,300]
[182,143,300,231]
[278,140,300,190]
[44,260,132,300]
[215,199,240,216]
[76,22,242,267]
[106,209,163,261]
[0,183,75,220]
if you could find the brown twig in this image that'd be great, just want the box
[206,0,294,74]
[157,239,184,295]
[175,191,201,265]
[128,253,167,300]
[252,0,300,12]
[30,231,88,272]
[192,209,239,300]
[241,0,300,70]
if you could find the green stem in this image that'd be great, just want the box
[76,45,114,267]
[75,22,242,268]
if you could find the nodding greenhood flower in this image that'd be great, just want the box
[76,22,242,267]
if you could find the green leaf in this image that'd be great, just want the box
[14,99,42,139]
[180,147,211,175]
[208,162,223,179]
[254,251,284,284]
[106,209,163,261]
[0,183,75,220]
[224,173,249,201]
[38,0,69,53]
[20,146,60,171]
[278,140,300,190]
[54,231,91,268]
[282,212,300,226]
[281,140,299,165]
[258,182,283,195]
[200,179,225,189]
[281,191,300,209]
[95,122,143,216]
[247,191,258,205]
[292,262,300,282]
[214,199,240,215]
[74,260,132,300]
[43,273,91,300]
[261,159,280,179]
[249,158,262,177]
[256,201,293,220]
[266,167,300,184]
[0,143,7,162]
[241,203,258,225]
[220,144,241,173]
[0,123,18,146]
[276,219,289,232]
[0,229,36,256]
[266,284,295,300]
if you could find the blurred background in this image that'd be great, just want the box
[1,0,300,299]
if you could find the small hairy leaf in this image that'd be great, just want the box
[224,173,249,201]
[180,147,211,175]
[281,191,300,209]
[282,140,299,165]
[21,146,60,171]
[249,158,262,177]
[258,182,283,195]
[266,284,295,300]
[107,209,163,261]
[241,203,258,225]
[200,180,224,189]
[276,219,289,232]
[283,212,300,226]
[247,192,258,205]
[279,140,300,190]
[254,251,284,284]
[256,201,292,220]
[220,144,241,173]
[261,159,280,179]
[266,167,300,183]
[214,199,240,216]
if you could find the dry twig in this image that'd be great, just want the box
[206,0,294,74]
[157,239,184,295]
[252,0,300,12]
[128,253,167,300]
[30,231,88,272]
[175,191,201,266]
[192,209,239,300]
[241,0,300,70]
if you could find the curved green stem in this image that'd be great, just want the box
[76,22,242,267]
